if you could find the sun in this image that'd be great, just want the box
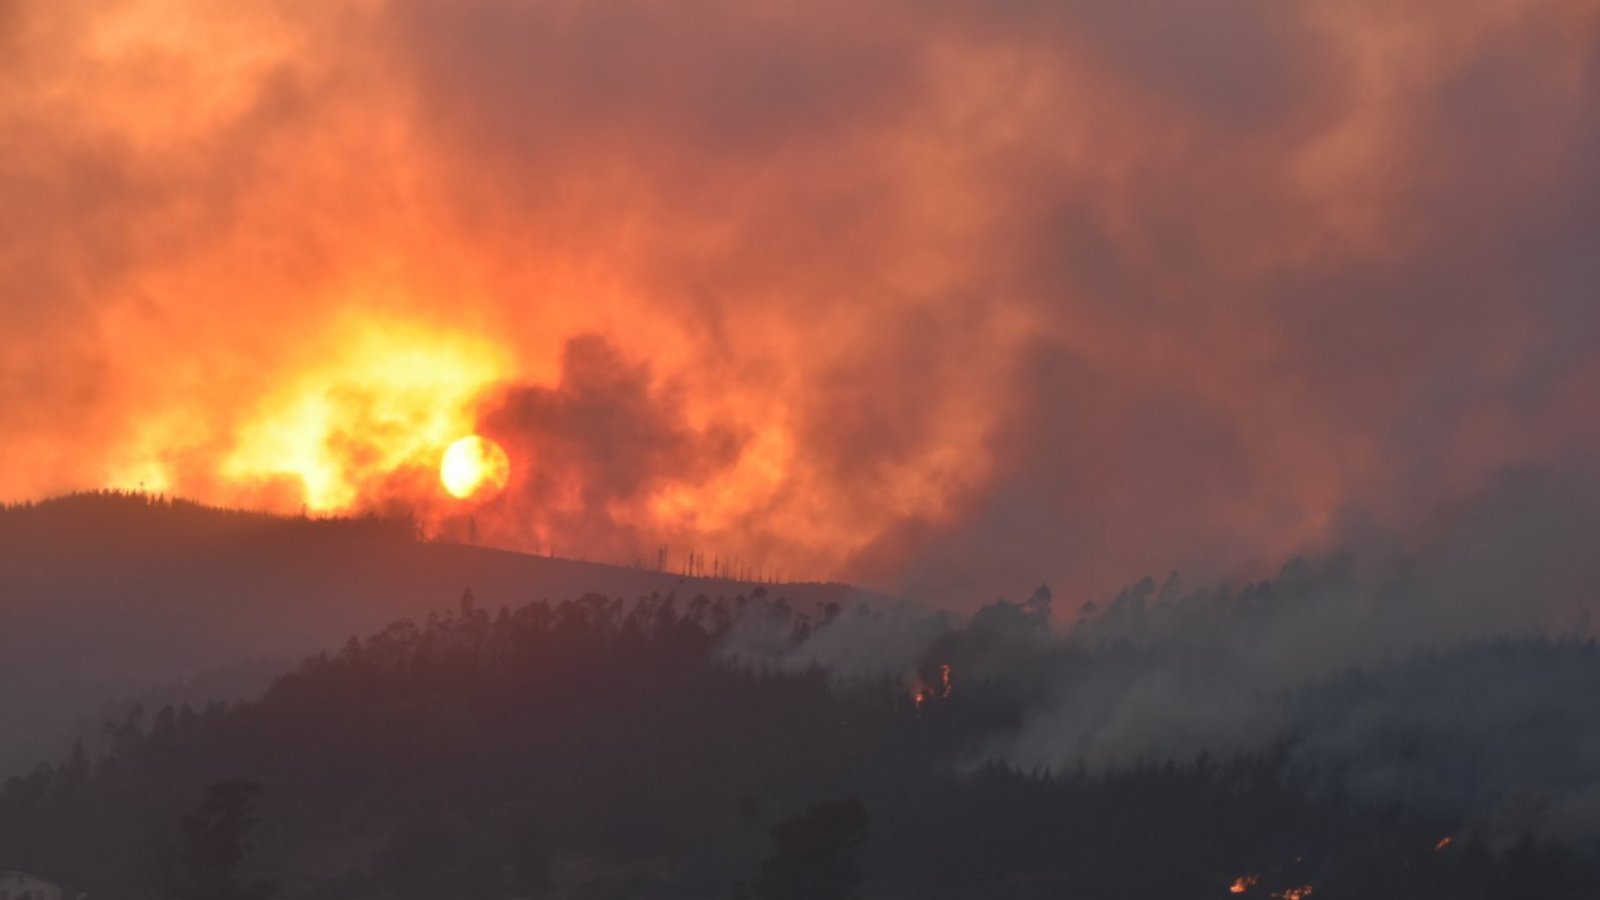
[440,435,511,499]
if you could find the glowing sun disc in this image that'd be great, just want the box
[441,435,510,499]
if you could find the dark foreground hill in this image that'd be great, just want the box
[4,585,1600,900]
[0,492,882,775]
[9,494,1600,899]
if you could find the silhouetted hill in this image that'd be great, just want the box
[0,492,886,775]
[5,585,1599,900]
[11,494,1600,899]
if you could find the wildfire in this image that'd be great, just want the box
[219,318,511,512]
[1233,875,1312,899]
[910,664,954,710]
[1434,836,1453,851]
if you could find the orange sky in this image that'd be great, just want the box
[3,0,1598,605]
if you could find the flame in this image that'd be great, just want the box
[1434,836,1452,851]
[910,663,954,709]
[14,0,1596,600]
[1272,887,1313,900]
[219,318,511,512]
[1230,874,1260,893]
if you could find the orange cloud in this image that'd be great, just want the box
[2,0,1597,605]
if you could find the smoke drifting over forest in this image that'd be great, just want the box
[4,0,1598,603]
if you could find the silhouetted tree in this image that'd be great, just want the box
[163,780,277,900]
[742,798,868,900]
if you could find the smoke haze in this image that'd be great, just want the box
[725,463,1600,840]
[3,0,1598,604]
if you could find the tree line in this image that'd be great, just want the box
[2,585,1598,898]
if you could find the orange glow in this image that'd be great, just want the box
[1272,887,1313,900]
[441,435,510,500]
[217,318,511,512]
[1434,836,1453,851]
[910,663,954,709]
[4,0,1597,601]
[1231,874,1260,893]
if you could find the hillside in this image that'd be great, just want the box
[5,582,1600,899]
[0,492,885,775]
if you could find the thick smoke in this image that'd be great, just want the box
[718,594,955,685]
[467,334,744,562]
[725,462,1600,840]
[1,0,1597,603]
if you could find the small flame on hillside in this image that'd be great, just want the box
[1435,836,1453,851]
[910,663,954,710]
[1230,874,1260,893]
[1272,887,1313,900]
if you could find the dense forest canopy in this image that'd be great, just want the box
[7,553,1600,898]
[0,492,882,776]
